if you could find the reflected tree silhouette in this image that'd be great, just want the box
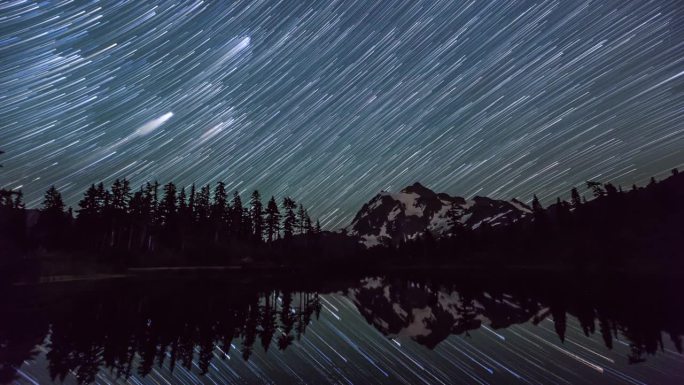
[0,274,682,385]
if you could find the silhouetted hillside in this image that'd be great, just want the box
[375,170,684,268]
[1,170,683,277]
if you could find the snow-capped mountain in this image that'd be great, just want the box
[347,182,532,247]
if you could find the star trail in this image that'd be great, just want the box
[1,0,683,228]
[7,290,684,385]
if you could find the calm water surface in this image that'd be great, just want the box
[1,272,683,384]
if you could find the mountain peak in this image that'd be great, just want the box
[400,182,434,195]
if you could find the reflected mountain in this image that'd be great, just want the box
[1,273,682,384]
[348,275,684,364]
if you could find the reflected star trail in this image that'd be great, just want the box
[1,0,683,228]
[8,291,684,385]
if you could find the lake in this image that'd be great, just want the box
[1,271,683,384]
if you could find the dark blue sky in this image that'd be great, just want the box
[1,0,683,227]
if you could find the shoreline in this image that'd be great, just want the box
[7,261,684,287]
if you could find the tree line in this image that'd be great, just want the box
[2,140,683,270]
[0,284,321,384]
[380,168,684,267]
[1,178,327,266]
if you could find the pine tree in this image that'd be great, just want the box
[212,182,228,221]
[42,185,65,214]
[242,207,252,238]
[98,182,117,247]
[134,182,158,251]
[143,181,159,227]
[77,184,100,219]
[302,209,312,235]
[296,204,306,235]
[128,187,148,250]
[178,187,188,215]
[212,182,228,243]
[96,182,110,213]
[151,181,160,224]
[12,190,24,209]
[160,182,178,226]
[157,182,179,249]
[110,178,131,212]
[249,190,264,242]
[77,184,102,249]
[604,183,618,197]
[531,194,543,213]
[555,197,571,228]
[176,187,190,250]
[4,189,27,247]
[570,187,582,208]
[39,185,67,249]
[109,178,131,247]
[586,181,605,198]
[195,184,211,223]
[282,197,296,240]
[188,184,196,222]
[230,191,243,237]
[0,189,13,207]
[531,194,548,236]
[265,196,280,242]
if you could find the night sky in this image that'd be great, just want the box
[1,0,683,228]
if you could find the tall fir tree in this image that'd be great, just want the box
[42,186,65,214]
[282,197,297,240]
[12,190,24,209]
[188,184,197,222]
[242,206,253,238]
[159,182,178,226]
[302,209,312,235]
[110,178,131,212]
[531,194,543,213]
[296,204,306,235]
[531,194,549,236]
[96,182,110,213]
[212,182,228,243]
[77,184,100,219]
[230,190,243,237]
[604,183,618,197]
[39,185,67,249]
[249,190,264,242]
[265,196,280,242]
[195,184,211,223]
[178,187,188,215]
[109,178,131,247]
[212,182,228,221]
[586,181,605,198]
[570,187,582,208]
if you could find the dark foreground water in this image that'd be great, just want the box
[1,271,683,385]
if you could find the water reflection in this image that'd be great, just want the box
[1,273,683,384]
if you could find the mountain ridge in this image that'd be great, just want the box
[347,182,532,247]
